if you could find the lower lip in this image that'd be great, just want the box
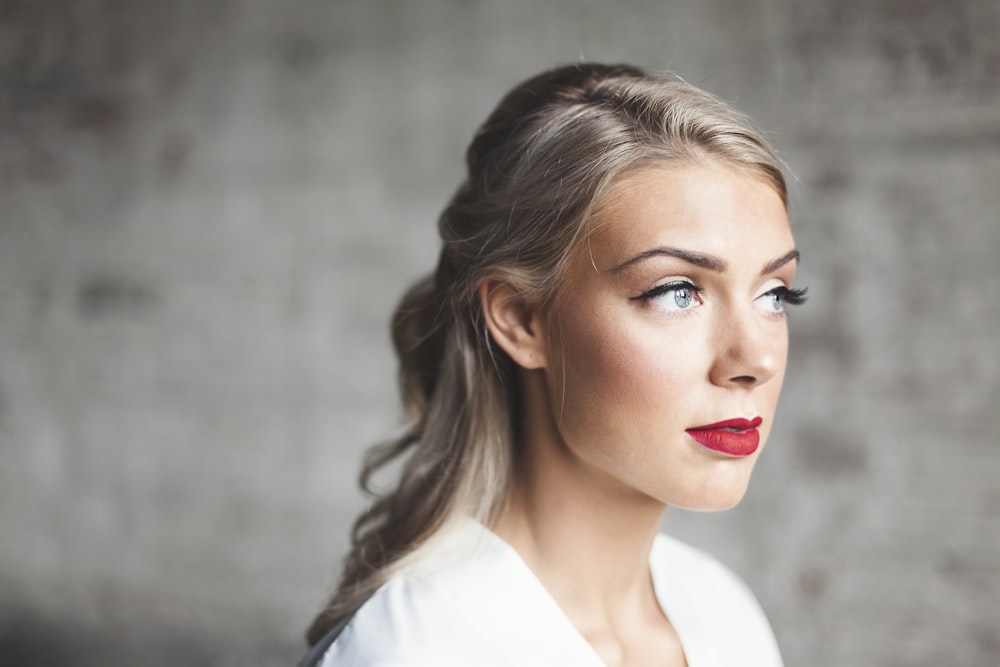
[686,428,760,457]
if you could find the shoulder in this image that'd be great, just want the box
[318,584,502,666]
[651,533,784,667]
[316,520,528,667]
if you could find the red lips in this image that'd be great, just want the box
[686,416,763,457]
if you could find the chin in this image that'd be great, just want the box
[665,479,752,513]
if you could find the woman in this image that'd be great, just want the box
[303,63,806,667]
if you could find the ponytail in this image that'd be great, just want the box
[306,255,515,645]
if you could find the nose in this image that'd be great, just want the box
[708,308,783,389]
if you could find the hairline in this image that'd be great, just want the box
[545,151,788,303]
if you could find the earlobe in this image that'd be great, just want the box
[478,280,547,370]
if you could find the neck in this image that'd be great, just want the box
[485,367,690,665]
[494,480,665,613]
[491,381,668,619]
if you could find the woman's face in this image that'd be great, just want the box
[541,162,800,511]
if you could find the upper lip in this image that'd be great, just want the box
[687,417,763,431]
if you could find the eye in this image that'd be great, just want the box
[755,285,808,314]
[633,280,703,312]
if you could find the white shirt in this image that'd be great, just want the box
[319,520,783,666]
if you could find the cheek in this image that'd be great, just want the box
[767,332,790,397]
[757,340,790,442]
[549,308,704,431]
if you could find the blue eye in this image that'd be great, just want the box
[756,286,809,314]
[760,290,784,313]
[668,286,694,309]
[634,281,703,311]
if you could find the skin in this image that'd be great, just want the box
[482,162,799,667]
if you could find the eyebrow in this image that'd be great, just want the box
[760,249,800,275]
[611,247,727,273]
[610,247,800,275]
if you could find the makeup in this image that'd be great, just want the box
[686,417,763,457]
[535,164,794,510]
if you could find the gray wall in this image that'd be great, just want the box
[1,1,998,665]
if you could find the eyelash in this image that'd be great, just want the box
[632,280,704,303]
[767,285,809,306]
[631,281,809,307]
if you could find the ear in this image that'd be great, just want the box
[478,280,547,370]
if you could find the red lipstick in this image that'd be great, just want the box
[686,417,763,457]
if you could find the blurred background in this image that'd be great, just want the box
[1,0,998,665]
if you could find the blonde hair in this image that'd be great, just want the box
[306,62,787,644]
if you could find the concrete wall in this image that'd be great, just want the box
[1,1,997,664]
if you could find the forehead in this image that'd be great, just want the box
[583,163,792,269]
